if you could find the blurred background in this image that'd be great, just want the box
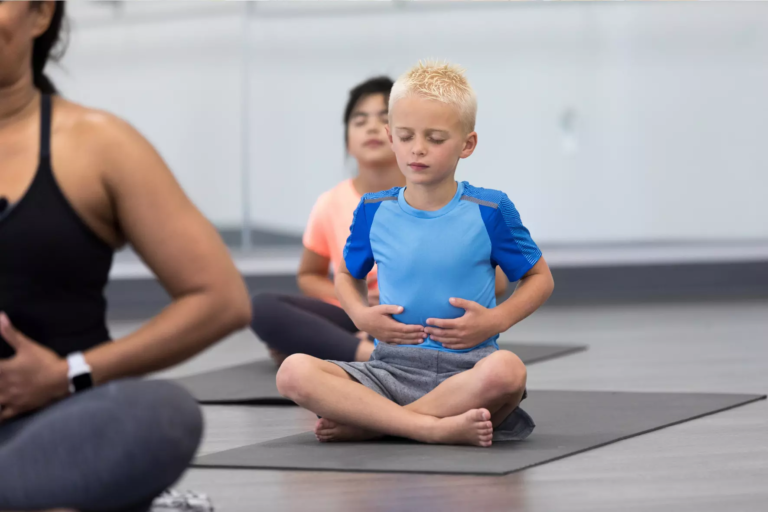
[45,5,766,508]
[49,0,768,318]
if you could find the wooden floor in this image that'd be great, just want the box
[112,298,768,512]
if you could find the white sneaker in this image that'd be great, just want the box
[151,489,214,512]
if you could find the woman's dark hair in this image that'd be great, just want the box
[31,1,68,95]
[343,76,394,145]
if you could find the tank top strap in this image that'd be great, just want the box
[39,94,52,166]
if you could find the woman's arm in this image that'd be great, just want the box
[296,248,336,301]
[83,114,251,383]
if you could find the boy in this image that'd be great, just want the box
[277,61,554,447]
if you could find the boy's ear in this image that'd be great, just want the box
[460,132,478,159]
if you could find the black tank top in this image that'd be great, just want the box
[0,95,114,359]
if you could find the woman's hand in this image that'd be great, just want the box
[0,313,69,421]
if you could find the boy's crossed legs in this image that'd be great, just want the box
[276,349,527,447]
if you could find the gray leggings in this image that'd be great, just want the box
[0,379,203,512]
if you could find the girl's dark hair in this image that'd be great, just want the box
[31,1,68,95]
[343,76,394,144]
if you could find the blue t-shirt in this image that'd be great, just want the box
[343,181,542,353]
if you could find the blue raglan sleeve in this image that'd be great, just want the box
[481,193,542,282]
[342,197,375,280]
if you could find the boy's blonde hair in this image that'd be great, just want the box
[389,60,477,134]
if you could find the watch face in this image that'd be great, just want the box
[72,372,93,393]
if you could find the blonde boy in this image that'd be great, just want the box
[277,61,554,447]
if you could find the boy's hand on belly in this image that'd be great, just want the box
[353,305,426,345]
[425,298,504,350]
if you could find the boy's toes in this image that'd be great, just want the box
[314,418,337,434]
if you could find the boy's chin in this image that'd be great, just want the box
[403,170,455,186]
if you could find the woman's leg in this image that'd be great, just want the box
[250,293,374,362]
[0,380,202,512]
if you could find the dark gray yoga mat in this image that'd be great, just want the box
[174,343,586,405]
[193,390,765,475]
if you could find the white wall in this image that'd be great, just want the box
[54,1,768,244]
[51,1,246,226]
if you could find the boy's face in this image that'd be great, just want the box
[387,95,477,187]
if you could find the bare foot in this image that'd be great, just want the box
[429,408,494,447]
[314,418,383,443]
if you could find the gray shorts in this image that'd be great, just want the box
[330,342,534,441]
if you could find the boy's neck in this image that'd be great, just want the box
[403,177,458,212]
[353,162,405,196]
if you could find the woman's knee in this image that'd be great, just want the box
[146,380,203,449]
[476,350,527,400]
[275,353,317,401]
[106,380,203,476]
[47,380,204,508]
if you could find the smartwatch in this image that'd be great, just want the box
[67,352,94,394]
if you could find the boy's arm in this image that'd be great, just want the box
[426,192,551,350]
[340,195,424,344]
[425,258,553,350]
[335,258,371,314]
[336,259,426,345]
[490,257,553,332]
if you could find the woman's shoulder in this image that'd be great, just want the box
[53,97,149,158]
